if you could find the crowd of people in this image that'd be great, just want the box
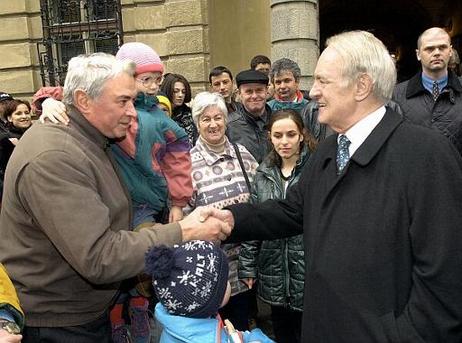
[0,26,462,343]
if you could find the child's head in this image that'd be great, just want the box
[116,42,164,96]
[145,240,229,318]
[156,94,172,116]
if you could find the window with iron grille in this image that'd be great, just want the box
[37,0,123,86]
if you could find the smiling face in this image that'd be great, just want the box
[309,47,357,133]
[273,70,299,101]
[85,73,138,139]
[173,81,186,108]
[238,83,267,116]
[8,103,32,129]
[416,28,452,79]
[198,105,226,145]
[270,117,303,161]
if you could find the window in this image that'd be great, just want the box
[37,0,123,86]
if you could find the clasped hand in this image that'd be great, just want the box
[179,206,235,243]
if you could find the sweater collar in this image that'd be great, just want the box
[195,136,236,166]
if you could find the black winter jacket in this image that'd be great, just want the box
[226,103,272,164]
[239,147,310,311]
[393,71,462,154]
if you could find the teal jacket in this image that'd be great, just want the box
[267,92,308,114]
[239,147,311,311]
[111,93,191,214]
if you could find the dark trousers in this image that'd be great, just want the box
[219,290,251,331]
[22,313,111,343]
[271,305,302,343]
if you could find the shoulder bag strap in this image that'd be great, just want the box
[232,143,251,193]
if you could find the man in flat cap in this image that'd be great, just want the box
[226,69,272,163]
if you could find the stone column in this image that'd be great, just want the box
[270,0,319,89]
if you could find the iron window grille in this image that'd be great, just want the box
[37,0,123,86]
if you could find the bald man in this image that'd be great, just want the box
[393,27,462,154]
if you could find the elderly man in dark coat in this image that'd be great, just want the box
[207,30,462,343]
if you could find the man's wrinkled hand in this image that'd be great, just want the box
[179,206,233,242]
[199,207,235,228]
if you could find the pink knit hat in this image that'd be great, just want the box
[116,42,164,76]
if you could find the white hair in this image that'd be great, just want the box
[326,30,397,102]
[191,92,228,126]
[63,52,136,106]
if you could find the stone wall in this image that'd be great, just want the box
[123,0,210,94]
[0,0,42,100]
[271,0,319,89]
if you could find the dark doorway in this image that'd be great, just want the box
[319,0,455,82]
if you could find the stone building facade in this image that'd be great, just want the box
[0,0,460,102]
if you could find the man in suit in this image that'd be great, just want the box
[208,30,462,342]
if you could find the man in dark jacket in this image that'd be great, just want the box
[393,27,462,154]
[208,30,462,342]
[226,69,272,163]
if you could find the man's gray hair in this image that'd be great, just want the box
[191,91,228,127]
[325,31,396,102]
[270,58,301,82]
[63,53,136,106]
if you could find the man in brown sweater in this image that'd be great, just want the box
[0,53,230,343]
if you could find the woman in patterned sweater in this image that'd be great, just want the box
[184,91,258,331]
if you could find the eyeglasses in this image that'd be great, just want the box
[136,76,163,87]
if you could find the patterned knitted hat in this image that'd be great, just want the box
[145,240,229,318]
[115,42,164,76]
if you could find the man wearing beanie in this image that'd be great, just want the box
[145,241,274,343]
[226,69,272,163]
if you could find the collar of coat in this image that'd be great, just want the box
[235,102,272,125]
[405,70,462,99]
[322,108,403,172]
[68,107,110,151]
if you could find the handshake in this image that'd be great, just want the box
[178,207,235,243]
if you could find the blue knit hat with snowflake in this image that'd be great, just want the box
[145,240,229,318]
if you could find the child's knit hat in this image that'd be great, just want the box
[145,240,229,318]
[116,42,164,76]
[156,93,172,116]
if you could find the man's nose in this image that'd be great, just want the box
[127,102,137,117]
[309,84,319,100]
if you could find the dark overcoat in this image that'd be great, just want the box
[228,109,462,342]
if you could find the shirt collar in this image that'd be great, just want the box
[342,106,386,157]
[421,72,448,93]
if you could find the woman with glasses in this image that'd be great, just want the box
[161,73,198,146]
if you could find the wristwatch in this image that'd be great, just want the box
[0,320,21,335]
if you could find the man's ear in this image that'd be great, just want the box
[73,89,91,114]
[416,48,421,62]
[355,73,373,101]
